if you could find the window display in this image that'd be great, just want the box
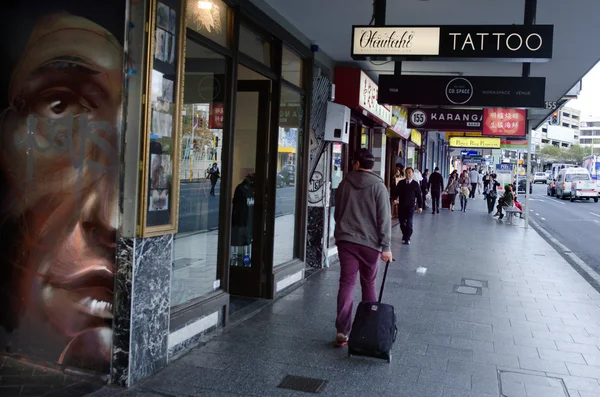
[140,0,184,235]
[171,39,228,307]
[273,87,303,266]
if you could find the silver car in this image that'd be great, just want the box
[533,172,547,184]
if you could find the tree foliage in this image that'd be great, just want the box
[538,144,590,164]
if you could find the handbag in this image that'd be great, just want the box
[489,190,497,199]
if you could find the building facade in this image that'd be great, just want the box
[579,117,600,153]
[0,0,452,389]
[533,105,581,148]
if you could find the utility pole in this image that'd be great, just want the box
[523,0,537,229]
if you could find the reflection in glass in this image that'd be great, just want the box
[186,0,230,48]
[282,46,302,87]
[239,24,271,66]
[171,39,226,308]
[230,66,270,268]
[329,143,343,242]
[274,87,303,266]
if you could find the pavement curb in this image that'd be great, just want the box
[528,217,600,293]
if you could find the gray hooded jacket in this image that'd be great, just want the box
[334,170,392,252]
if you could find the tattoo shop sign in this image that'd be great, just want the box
[351,25,554,61]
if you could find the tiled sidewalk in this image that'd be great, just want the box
[90,198,600,397]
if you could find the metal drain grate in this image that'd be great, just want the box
[277,375,328,394]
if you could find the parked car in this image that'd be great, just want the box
[533,172,547,184]
[516,178,532,195]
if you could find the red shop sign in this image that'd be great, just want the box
[209,103,224,129]
[483,108,526,137]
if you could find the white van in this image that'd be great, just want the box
[555,167,598,202]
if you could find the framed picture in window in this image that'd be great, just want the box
[139,0,185,237]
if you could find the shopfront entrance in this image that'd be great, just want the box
[229,74,272,297]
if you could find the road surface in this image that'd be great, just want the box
[527,183,600,276]
[178,182,297,233]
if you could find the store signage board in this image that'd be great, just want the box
[359,71,392,125]
[407,107,482,131]
[410,129,422,146]
[446,131,482,138]
[378,75,545,108]
[449,137,501,148]
[461,150,479,156]
[389,106,411,139]
[483,108,526,136]
[351,25,553,61]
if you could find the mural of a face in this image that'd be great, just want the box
[0,13,123,372]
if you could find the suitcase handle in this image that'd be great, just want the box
[378,259,395,304]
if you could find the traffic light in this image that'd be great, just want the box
[551,112,558,125]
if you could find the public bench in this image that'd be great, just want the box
[502,206,522,226]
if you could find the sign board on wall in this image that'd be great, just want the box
[378,75,545,108]
[389,106,411,139]
[351,25,554,61]
[483,108,526,136]
[410,130,422,146]
[547,125,575,142]
[359,71,392,125]
[334,66,391,126]
[407,107,482,131]
[446,132,483,138]
[449,137,501,148]
[209,103,224,129]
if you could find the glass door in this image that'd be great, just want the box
[228,74,271,297]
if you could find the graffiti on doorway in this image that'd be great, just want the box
[0,2,125,374]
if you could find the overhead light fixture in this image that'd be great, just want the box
[198,1,213,10]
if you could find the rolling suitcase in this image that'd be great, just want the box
[348,260,397,363]
[442,193,450,209]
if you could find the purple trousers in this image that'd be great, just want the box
[335,241,380,335]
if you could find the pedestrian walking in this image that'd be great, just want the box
[445,171,459,212]
[207,162,220,196]
[420,169,430,211]
[459,170,471,212]
[394,167,423,244]
[389,166,405,218]
[333,148,392,347]
[428,167,444,214]
[468,167,479,199]
[485,173,500,214]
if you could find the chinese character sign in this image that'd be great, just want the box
[483,108,526,136]
[209,103,224,129]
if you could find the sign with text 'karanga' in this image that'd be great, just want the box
[378,75,545,108]
[352,25,553,61]
[407,108,482,131]
[449,137,501,148]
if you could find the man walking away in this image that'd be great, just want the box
[396,167,423,244]
[207,162,220,196]
[420,169,430,211]
[429,167,444,214]
[333,148,392,347]
[469,167,479,199]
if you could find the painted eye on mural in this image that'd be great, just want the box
[33,89,93,119]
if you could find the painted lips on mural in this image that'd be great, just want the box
[0,9,123,373]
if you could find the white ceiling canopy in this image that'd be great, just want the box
[260,0,600,128]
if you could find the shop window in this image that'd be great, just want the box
[239,24,271,66]
[186,0,230,48]
[274,87,304,266]
[171,39,228,308]
[282,46,302,87]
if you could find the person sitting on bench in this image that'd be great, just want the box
[494,184,514,220]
